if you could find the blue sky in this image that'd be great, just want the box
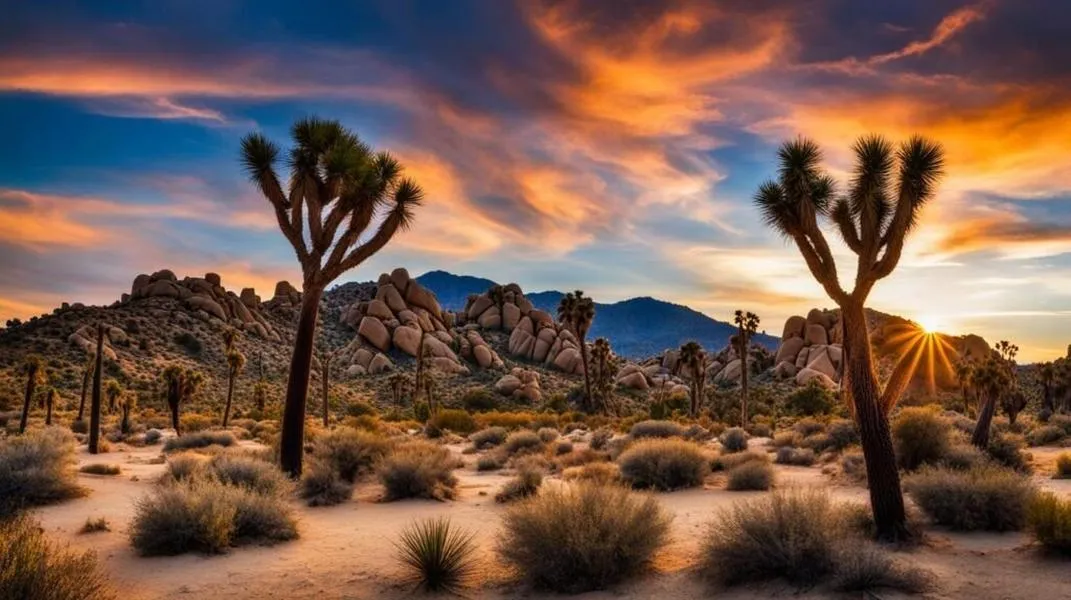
[2,0,1070,361]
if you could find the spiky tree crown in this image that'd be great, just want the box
[240,117,424,287]
[755,135,944,304]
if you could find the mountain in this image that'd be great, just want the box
[416,270,779,358]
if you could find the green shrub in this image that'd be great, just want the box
[495,467,543,503]
[299,460,353,507]
[497,483,671,593]
[771,431,801,448]
[163,431,236,452]
[905,465,1035,531]
[427,409,477,435]
[940,444,988,471]
[1028,424,1066,446]
[892,407,950,471]
[461,388,498,413]
[785,380,835,415]
[313,427,392,482]
[502,430,544,456]
[793,418,825,437]
[377,441,460,501]
[0,427,86,518]
[719,427,749,453]
[0,515,114,599]
[1026,492,1071,555]
[726,460,774,491]
[1055,453,1071,479]
[344,400,378,417]
[79,463,121,476]
[775,447,815,466]
[395,517,477,593]
[207,453,290,496]
[617,439,709,491]
[987,433,1029,472]
[469,426,508,450]
[629,420,684,439]
[825,419,859,451]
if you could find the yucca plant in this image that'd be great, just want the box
[557,291,596,411]
[394,517,478,594]
[18,355,45,434]
[734,310,760,426]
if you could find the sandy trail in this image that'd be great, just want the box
[30,439,1071,600]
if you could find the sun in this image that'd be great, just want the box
[915,314,943,334]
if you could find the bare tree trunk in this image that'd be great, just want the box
[739,337,749,426]
[77,366,89,422]
[89,325,104,454]
[321,352,330,428]
[222,369,235,428]
[18,366,36,434]
[45,393,53,426]
[579,332,593,412]
[971,392,997,448]
[841,301,909,542]
[280,287,323,478]
[167,383,181,435]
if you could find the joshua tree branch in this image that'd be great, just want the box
[879,335,924,414]
[792,232,848,304]
[326,213,403,280]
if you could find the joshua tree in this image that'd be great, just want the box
[119,392,137,435]
[1001,389,1029,425]
[89,324,105,454]
[388,372,409,406]
[18,354,45,434]
[221,329,245,428]
[558,291,596,411]
[241,117,423,477]
[1039,362,1056,413]
[77,352,93,422]
[954,357,976,415]
[996,340,1019,363]
[733,310,760,426]
[754,134,944,541]
[317,344,333,427]
[43,387,57,426]
[162,366,204,435]
[679,341,708,417]
[590,338,617,414]
[253,381,269,413]
[105,379,122,413]
[971,355,1011,448]
[488,284,506,327]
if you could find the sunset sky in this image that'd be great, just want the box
[2,0,1069,362]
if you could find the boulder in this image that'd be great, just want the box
[782,315,807,340]
[205,272,221,287]
[146,280,179,298]
[662,350,680,373]
[618,371,649,390]
[392,325,422,356]
[132,274,151,296]
[529,309,554,328]
[514,385,542,403]
[806,348,838,380]
[357,317,391,352]
[405,282,442,319]
[368,353,393,374]
[773,361,797,379]
[345,365,367,377]
[775,336,806,365]
[495,375,522,396]
[186,296,226,321]
[467,295,494,319]
[473,344,493,369]
[716,359,743,383]
[502,302,521,331]
[389,268,411,295]
[806,308,830,330]
[430,357,468,375]
[796,367,836,390]
[366,299,394,321]
[477,306,501,329]
[354,348,375,369]
[804,323,828,346]
[240,288,260,308]
[553,347,581,372]
[377,283,408,314]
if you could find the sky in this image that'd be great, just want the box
[1,0,1070,362]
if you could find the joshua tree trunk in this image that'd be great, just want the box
[167,385,181,435]
[739,337,749,426]
[321,350,330,428]
[971,392,998,449]
[580,337,594,412]
[841,301,909,542]
[279,286,323,478]
[45,392,53,426]
[121,405,131,434]
[78,365,90,421]
[222,368,236,428]
[18,366,37,434]
[89,325,104,454]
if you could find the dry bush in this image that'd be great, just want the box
[562,462,621,485]
[79,463,121,476]
[617,438,709,491]
[713,450,768,472]
[495,466,543,503]
[986,433,1029,472]
[830,543,932,593]
[537,427,560,443]
[427,409,477,435]
[1,515,114,599]
[1027,492,1071,555]
[554,447,608,470]
[841,452,867,482]
[553,440,573,455]
[300,459,353,507]
[629,420,684,439]
[80,516,111,534]
[1055,453,1071,479]
[377,441,460,501]
[469,426,508,450]
[905,465,1035,531]
[0,427,86,518]
[163,431,236,453]
[313,427,392,482]
[793,418,826,437]
[165,452,207,481]
[395,517,478,594]
[939,444,988,471]
[475,411,554,430]
[497,483,671,593]
[502,430,545,457]
[892,407,951,470]
[207,452,291,497]
[476,453,504,471]
[771,431,801,448]
[1028,425,1066,447]
[775,447,815,466]
[825,419,860,452]
[719,427,749,453]
[589,427,613,450]
[726,460,774,491]
[182,414,214,433]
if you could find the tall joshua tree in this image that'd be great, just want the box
[89,324,105,454]
[971,355,1011,448]
[1039,362,1055,413]
[954,357,976,415]
[754,134,944,541]
[558,291,596,411]
[242,117,423,477]
[77,352,94,422]
[162,366,204,435]
[733,310,760,426]
[317,344,333,427]
[105,379,123,413]
[43,388,57,426]
[222,329,245,428]
[679,341,708,417]
[590,337,617,414]
[18,355,45,434]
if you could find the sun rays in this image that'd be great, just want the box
[881,319,960,395]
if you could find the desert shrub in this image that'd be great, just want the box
[986,433,1029,472]
[1028,424,1066,446]
[555,447,606,470]
[775,447,816,466]
[825,419,859,451]
[785,380,835,416]
[940,444,988,471]
[80,516,110,534]
[461,388,498,413]
[719,427,749,453]
[892,407,950,471]
[174,331,202,355]
[313,427,392,482]
[144,429,163,445]
[748,422,772,438]
[841,452,867,481]
[617,438,709,491]
[829,543,932,594]
[377,441,460,501]
[589,427,613,450]
[495,467,543,503]
[771,431,801,448]
[130,477,297,555]
[165,453,207,481]
[726,460,774,491]
[502,430,544,456]
[395,517,478,594]
[1051,414,1071,434]
[554,441,573,456]
[905,465,1035,531]
[80,463,121,476]
[536,427,559,443]
[714,450,768,471]
[469,426,508,450]
[70,419,89,434]
[1055,453,1071,479]
[800,433,833,453]
[163,431,236,453]
[0,515,114,599]
[182,414,213,433]
[629,419,684,439]
[207,453,290,496]
[1026,492,1071,555]
[344,400,378,417]
[476,454,504,471]
[427,409,477,435]
[0,427,85,517]
[793,418,826,437]
[497,483,671,593]
[299,460,353,506]
[562,462,620,484]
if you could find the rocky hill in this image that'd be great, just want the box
[416,271,779,358]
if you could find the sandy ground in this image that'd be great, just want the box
[31,439,1071,600]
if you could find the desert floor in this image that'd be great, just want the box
[32,439,1071,600]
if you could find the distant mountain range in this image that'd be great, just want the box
[416,270,780,358]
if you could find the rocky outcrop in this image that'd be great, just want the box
[771,308,841,390]
[494,368,541,403]
[614,360,690,397]
[128,270,281,341]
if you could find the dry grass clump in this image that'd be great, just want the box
[427,409,477,435]
[554,447,607,470]
[0,427,86,518]
[726,460,775,491]
[207,452,291,496]
[502,430,545,457]
[617,438,709,491]
[986,433,1029,472]
[312,427,393,483]
[299,459,354,506]
[713,450,768,471]
[892,407,950,470]
[719,427,749,453]
[701,489,930,593]
[793,418,826,437]
[377,441,461,501]
[537,427,560,443]
[589,427,613,450]
[1054,453,1071,479]
[163,431,236,453]
[80,516,111,534]
[629,419,684,439]
[905,465,1035,531]
[497,483,671,593]
[495,466,543,503]
[79,463,121,476]
[469,426,508,450]
[775,447,815,466]
[476,453,504,472]
[1028,424,1066,447]
[395,517,478,594]
[1,515,114,600]
[1026,492,1071,555]
[562,462,621,485]
[939,444,988,471]
[771,431,801,448]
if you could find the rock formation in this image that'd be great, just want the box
[772,308,842,390]
[494,367,542,403]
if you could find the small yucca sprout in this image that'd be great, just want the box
[394,517,478,594]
